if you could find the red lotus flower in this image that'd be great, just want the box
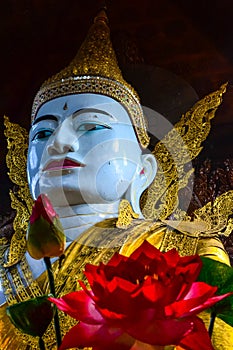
[27,193,65,259]
[49,241,231,350]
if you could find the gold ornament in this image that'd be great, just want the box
[193,190,233,236]
[3,116,33,267]
[141,83,228,221]
[116,199,139,229]
[31,9,150,148]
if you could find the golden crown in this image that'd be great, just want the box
[31,9,150,148]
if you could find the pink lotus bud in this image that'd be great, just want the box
[27,194,65,259]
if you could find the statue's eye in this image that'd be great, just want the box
[78,123,110,131]
[32,129,53,141]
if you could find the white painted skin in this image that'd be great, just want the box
[25,93,157,279]
[27,93,157,215]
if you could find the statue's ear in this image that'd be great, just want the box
[125,154,157,217]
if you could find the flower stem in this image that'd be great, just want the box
[208,311,216,338]
[39,337,46,350]
[44,257,62,347]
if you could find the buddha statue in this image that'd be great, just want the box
[1,8,233,350]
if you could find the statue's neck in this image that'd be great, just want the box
[55,202,120,241]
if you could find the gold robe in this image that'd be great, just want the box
[0,219,233,349]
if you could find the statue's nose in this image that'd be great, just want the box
[47,118,79,155]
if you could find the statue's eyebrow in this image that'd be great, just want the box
[73,108,115,119]
[32,115,58,126]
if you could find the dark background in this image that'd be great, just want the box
[1,0,233,214]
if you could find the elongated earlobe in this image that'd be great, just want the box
[125,153,157,218]
[140,153,157,190]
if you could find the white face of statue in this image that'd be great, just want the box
[27,94,155,208]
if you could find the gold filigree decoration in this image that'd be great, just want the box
[3,116,33,266]
[141,83,228,221]
[160,228,200,256]
[116,199,139,229]
[193,190,233,236]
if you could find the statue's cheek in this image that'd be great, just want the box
[95,159,138,202]
[27,143,45,197]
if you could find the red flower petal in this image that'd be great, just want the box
[131,275,188,311]
[30,193,57,224]
[129,242,167,269]
[177,316,214,350]
[175,258,202,285]
[96,279,137,316]
[182,293,232,317]
[165,282,223,318]
[162,248,181,267]
[106,252,129,267]
[51,241,228,350]
[184,282,217,301]
[106,276,137,294]
[129,241,162,260]
[59,322,125,350]
[133,278,166,305]
[49,291,104,324]
[126,316,194,346]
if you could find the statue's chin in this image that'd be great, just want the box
[34,171,128,207]
[36,186,123,208]
[43,188,85,207]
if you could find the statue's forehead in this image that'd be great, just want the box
[35,93,132,125]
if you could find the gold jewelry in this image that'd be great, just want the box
[3,116,33,267]
[116,199,139,229]
[31,9,150,148]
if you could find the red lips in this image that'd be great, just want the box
[43,159,85,171]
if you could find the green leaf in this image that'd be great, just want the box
[6,295,55,337]
[198,257,233,327]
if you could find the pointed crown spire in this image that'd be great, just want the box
[31,9,150,148]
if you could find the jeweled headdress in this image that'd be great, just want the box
[31,9,150,148]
